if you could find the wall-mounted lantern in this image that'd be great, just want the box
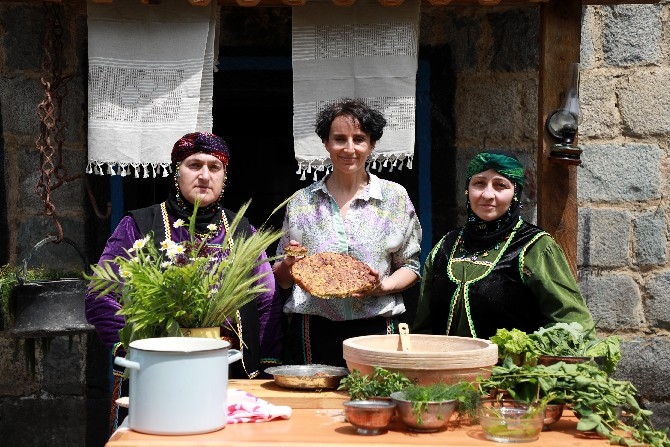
[546,62,582,165]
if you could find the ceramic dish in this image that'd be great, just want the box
[264,364,349,389]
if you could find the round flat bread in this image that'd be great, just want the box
[291,252,377,299]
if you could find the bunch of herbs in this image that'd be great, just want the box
[86,199,284,348]
[402,381,480,424]
[337,366,413,400]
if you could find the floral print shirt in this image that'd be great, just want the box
[276,172,422,321]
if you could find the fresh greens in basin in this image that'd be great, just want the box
[490,322,621,374]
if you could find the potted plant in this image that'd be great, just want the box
[390,381,480,432]
[86,200,283,348]
[478,357,670,447]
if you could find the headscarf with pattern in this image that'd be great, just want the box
[171,132,230,168]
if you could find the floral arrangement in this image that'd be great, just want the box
[86,200,284,348]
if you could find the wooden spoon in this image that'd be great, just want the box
[398,323,411,352]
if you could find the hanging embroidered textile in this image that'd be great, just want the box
[86,0,218,178]
[292,0,420,180]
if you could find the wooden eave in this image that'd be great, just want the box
[0,0,660,5]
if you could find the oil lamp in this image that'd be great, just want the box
[546,63,582,165]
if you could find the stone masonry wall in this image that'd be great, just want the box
[578,1,670,426]
[0,3,110,447]
[1,1,669,445]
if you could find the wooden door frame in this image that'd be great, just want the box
[537,0,582,277]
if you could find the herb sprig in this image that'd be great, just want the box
[337,367,413,400]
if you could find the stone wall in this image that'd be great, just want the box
[578,1,670,425]
[0,3,110,447]
[1,1,669,445]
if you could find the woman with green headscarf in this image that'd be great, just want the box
[412,150,594,339]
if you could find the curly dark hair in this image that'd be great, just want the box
[314,98,387,143]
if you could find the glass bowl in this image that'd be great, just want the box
[478,399,545,443]
[343,400,396,435]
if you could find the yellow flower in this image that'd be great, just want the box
[120,269,132,278]
[207,224,217,232]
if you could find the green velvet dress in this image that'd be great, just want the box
[413,219,594,340]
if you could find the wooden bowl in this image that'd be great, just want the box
[342,334,498,385]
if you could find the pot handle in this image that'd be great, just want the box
[114,356,141,371]
[227,349,242,364]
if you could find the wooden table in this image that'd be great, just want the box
[106,379,609,447]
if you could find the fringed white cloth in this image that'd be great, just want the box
[292,0,420,181]
[86,0,218,178]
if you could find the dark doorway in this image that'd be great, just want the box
[212,61,308,256]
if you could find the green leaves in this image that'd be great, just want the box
[85,197,288,349]
[490,323,622,375]
[337,367,413,400]
[478,360,670,447]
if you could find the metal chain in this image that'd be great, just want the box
[34,2,110,242]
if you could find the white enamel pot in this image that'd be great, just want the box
[114,337,242,435]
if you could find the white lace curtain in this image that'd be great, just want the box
[292,0,421,180]
[86,0,218,178]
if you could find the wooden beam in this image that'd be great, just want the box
[537,0,581,276]
[3,0,660,5]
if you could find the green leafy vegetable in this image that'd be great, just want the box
[490,323,621,375]
[337,367,413,400]
[479,357,670,447]
[402,381,480,424]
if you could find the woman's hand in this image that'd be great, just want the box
[351,267,419,298]
[272,240,303,289]
[351,269,383,298]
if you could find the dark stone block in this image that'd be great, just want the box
[18,141,87,214]
[420,9,480,71]
[615,337,670,400]
[488,9,539,72]
[0,396,87,447]
[0,77,44,136]
[41,337,87,395]
[0,4,43,72]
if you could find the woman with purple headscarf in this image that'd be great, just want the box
[85,132,282,431]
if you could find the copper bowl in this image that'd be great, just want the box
[543,403,565,429]
[343,400,396,435]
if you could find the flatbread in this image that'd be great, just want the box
[284,244,308,257]
[291,252,377,299]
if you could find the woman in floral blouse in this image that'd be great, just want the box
[273,99,422,367]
